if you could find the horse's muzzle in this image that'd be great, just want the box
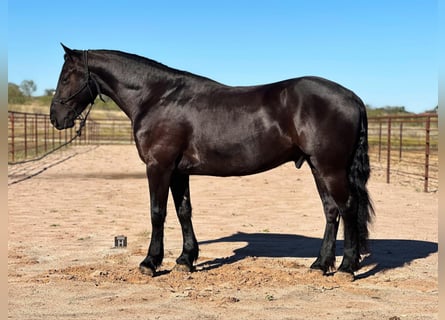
[50,104,75,130]
[49,113,59,129]
[50,116,75,130]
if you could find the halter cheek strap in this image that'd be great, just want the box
[54,50,105,106]
[83,50,106,104]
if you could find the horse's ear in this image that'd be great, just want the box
[61,43,75,60]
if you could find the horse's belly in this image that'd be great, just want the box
[178,139,295,177]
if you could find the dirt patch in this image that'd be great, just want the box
[8,145,438,319]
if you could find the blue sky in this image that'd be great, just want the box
[8,0,437,113]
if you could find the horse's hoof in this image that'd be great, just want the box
[139,264,155,277]
[334,271,355,282]
[172,263,194,273]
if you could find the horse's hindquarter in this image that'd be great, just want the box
[290,77,362,168]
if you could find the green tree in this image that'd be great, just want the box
[44,88,55,96]
[20,79,37,97]
[8,82,26,104]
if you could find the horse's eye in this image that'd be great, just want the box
[62,77,69,84]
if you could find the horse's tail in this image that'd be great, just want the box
[348,99,375,254]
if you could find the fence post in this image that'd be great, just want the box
[34,114,38,157]
[424,116,431,192]
[378,122,382,162]
[399,122,403,160]
[44,114,48,153]
[10,112,15,162]
[386,117,391,184]
[24,113,28,159]
[52,122,55,149]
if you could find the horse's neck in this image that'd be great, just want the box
[89,51,179,121]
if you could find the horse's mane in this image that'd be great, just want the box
[94,49,219,84]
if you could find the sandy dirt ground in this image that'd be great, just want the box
[8,145,438,320]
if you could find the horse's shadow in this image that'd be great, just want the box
[197,232,437,278]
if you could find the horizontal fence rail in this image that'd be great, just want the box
[8,111,438,192]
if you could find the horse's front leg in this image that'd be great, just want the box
[139,164,172,276]
[170,172,199,272]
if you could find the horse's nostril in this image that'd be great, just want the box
[50,113,60,129]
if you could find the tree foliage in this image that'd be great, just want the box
[366,105,412,117]
[8,82,26,104]
[20,79,37,97]
[44,88,55,96]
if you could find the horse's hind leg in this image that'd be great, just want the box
[170,172,199,272]
[310,168,341,273]
[309,164,358,276]
[337,195,360,274]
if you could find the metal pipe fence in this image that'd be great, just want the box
[86,118,135,145]
[8,111,134,164]
[368,114,438,192]
[8,111,438,192]
[8,111,88,163]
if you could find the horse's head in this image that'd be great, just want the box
[50,44,98,130]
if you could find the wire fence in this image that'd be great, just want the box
[8,111,438,192]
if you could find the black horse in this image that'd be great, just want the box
[50,44,374,278]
